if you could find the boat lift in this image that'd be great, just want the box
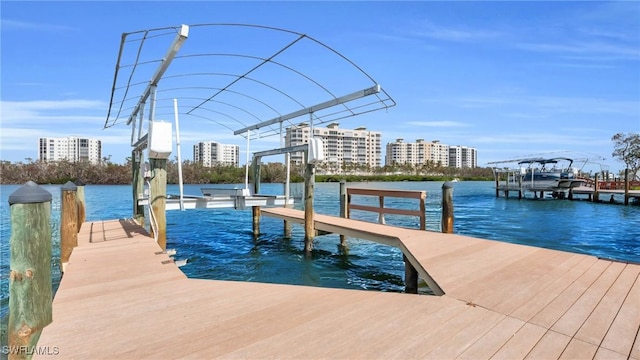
[104,23,396,248]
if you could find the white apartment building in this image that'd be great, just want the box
[285,123,381,170]
[193,141,240,167]
[38,136,102,164]
[449,145,478,168]
[385,139,450,167]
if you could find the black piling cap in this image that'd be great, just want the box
[442,181,454,189]
[8,181,52,205]
[61,180,77,191]
[74,179,85,186]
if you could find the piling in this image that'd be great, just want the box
[403,255,418,294]
[339,180,348,247]
[132,150,145,225]
[303,160,315,254]
[60,181,78,269]
[74,179,86,228]
[252,158,261,238]
[518,175,523,199]
[624,169,630,206]
[593,173,600,202]
[8,182,53,359]
[441,182,454,234]
[149,158,167,250]
[283,153,292,238]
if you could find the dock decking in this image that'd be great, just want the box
[34,217,639,359]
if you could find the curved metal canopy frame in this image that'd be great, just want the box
[105,23,396,142]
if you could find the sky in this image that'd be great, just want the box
[1,1,639,174]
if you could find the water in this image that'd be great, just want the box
[1,181,639,325]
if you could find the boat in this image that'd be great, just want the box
[490,157,586,199]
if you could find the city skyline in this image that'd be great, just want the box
[1,2,638,174]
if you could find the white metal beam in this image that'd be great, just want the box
[254,144,308,158]
[233,84,381,135]
[126,25,189,125]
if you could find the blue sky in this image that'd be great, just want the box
[1,1,638,173]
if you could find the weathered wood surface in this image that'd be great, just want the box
[34,218,639,359]
[8,198,52,359]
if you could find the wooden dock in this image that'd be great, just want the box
[33,217,639,359]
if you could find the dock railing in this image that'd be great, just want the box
[340,185,427,293]
[343,187,426,230]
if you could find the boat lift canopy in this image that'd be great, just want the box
[104,23,396,150]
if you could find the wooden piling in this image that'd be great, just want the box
[252,157,261,238]
[283,153,292,238]
[60,181,78,269]
[303,160,315,254]
[8,182,53,359]
[518,174,523,199]
[377,196,386,224]
[593,173,600,202]
[403,254,418,294]
[624,169,630,206]
[441,182,454,234]
[149,158,167,250]
[74,179,86,230]
[132,150,145,225]
[339,180,347,247]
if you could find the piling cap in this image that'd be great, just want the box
[74,179,85,186]
[8,181,52,205]
[443,181,454,189]
[62,180,77,191]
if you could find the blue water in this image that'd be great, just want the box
[1,181,639,324]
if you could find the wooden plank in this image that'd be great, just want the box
[442,248,566,305]
[493,253,589,316]
[491,322,548,360]
[381,305,490,358]
[551,261,625,337]
[418,308,506,359]
[349,203,423,218]
[524,330,571,360]
[559,338,598,359]
[600,270,640,358]
[472,251,576,310]
[221,290,419,359]
[593,347,630,360]
[325,297,469,359]
[457,316,526,359]
[348,187,425,199]
[416,240,537,295]
[575,263,639,346]
[522,258,609,327]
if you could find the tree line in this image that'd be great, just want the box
[0,158,494,185]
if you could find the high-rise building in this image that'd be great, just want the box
[193,141,240,167]
[285,122,381,171]
[38,136,102,164]
[385,139,450,167]
[449,146,477,168]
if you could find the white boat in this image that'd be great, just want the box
[490,157,586,198]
